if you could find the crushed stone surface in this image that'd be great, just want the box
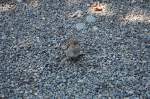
[0,0,150,98]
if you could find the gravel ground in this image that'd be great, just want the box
[0,0,150,99]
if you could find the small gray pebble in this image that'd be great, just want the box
[92,26,99,31]
[129,96,140,99]
[16,0,23,2]
[86,15,96,23]
[75,23,86,30]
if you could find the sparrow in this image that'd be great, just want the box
[60,37,83,64]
